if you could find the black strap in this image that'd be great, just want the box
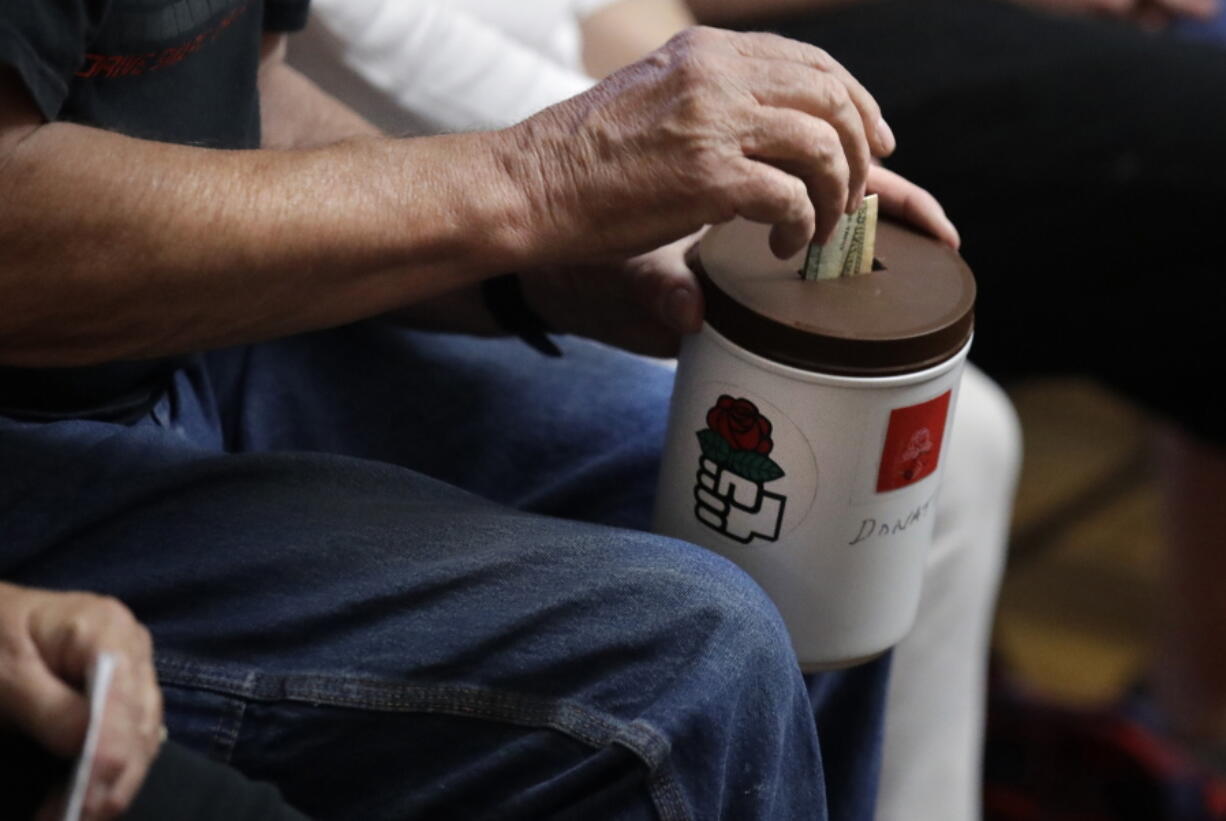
[480,274,562,357]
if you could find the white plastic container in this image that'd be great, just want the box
[653,218,976,670]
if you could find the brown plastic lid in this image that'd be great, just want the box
[691,218,976,377]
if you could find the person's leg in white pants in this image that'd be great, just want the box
[876,365,1021,821]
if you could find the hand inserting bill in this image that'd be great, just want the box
[801,194,879,281]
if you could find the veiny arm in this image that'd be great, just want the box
[255,34,503,334]
[0,41,532,367]
[1,26,898,364]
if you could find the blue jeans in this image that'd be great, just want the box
[0,323,889,820]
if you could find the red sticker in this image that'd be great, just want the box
[876,391,952,493]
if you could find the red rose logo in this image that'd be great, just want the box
[707,395,774,455]
[694,394,787,542]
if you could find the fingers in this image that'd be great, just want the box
[0,590,90,757]
[867,166,960,249]
[28,594,162,746]
[722,158,828,259]
[84,651,163,820]
[521,25,893,270]
[737,58,871,213]
[102,715,163,820]
[518,246,697,357]
[726,30,894,158]
[627,231,706,335]
[24,593,162,821]
[743,109,851,246]
[0,657,89,756]
[711,29,885,251]
[741,162,821,258]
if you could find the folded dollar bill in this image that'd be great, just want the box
[800,194,878,281]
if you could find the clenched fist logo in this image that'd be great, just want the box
[693,396,787,545]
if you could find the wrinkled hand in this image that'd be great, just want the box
[0,582,162,821]
[522,232,704,357]
[508,25,896,265]
[512,25,957,357]
[1013,0,1218,27]
[522,166,958,355]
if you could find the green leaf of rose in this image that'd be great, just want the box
[726,451,785,483]
[696,428,732,466]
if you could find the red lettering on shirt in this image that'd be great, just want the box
[76,2,252,80]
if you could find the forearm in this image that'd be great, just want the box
[3,24,898,368]
[0,118,530,366]
[257,54,502,336]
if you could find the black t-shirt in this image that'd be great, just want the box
[0,0,310,421]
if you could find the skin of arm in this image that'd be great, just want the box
[0,38,534,368]
[258,35,503,334]
[1,25,899,367]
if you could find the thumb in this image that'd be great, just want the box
[867,166,960,249]
[5,658,90,758]
[631,234,706,335]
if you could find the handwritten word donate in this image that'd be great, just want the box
[849,494,937,546]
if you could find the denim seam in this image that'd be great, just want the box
[645,759,691,821]
[157,657,693,821]
[207,696,247,765]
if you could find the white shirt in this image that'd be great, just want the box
[289,0,614,134]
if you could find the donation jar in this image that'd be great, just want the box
[652,217,976,670]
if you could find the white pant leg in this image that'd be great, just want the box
[875,365,1021,821]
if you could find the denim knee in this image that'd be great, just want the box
[615,535,824,818]
[592,531,806,717]
[611,531,799,676]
